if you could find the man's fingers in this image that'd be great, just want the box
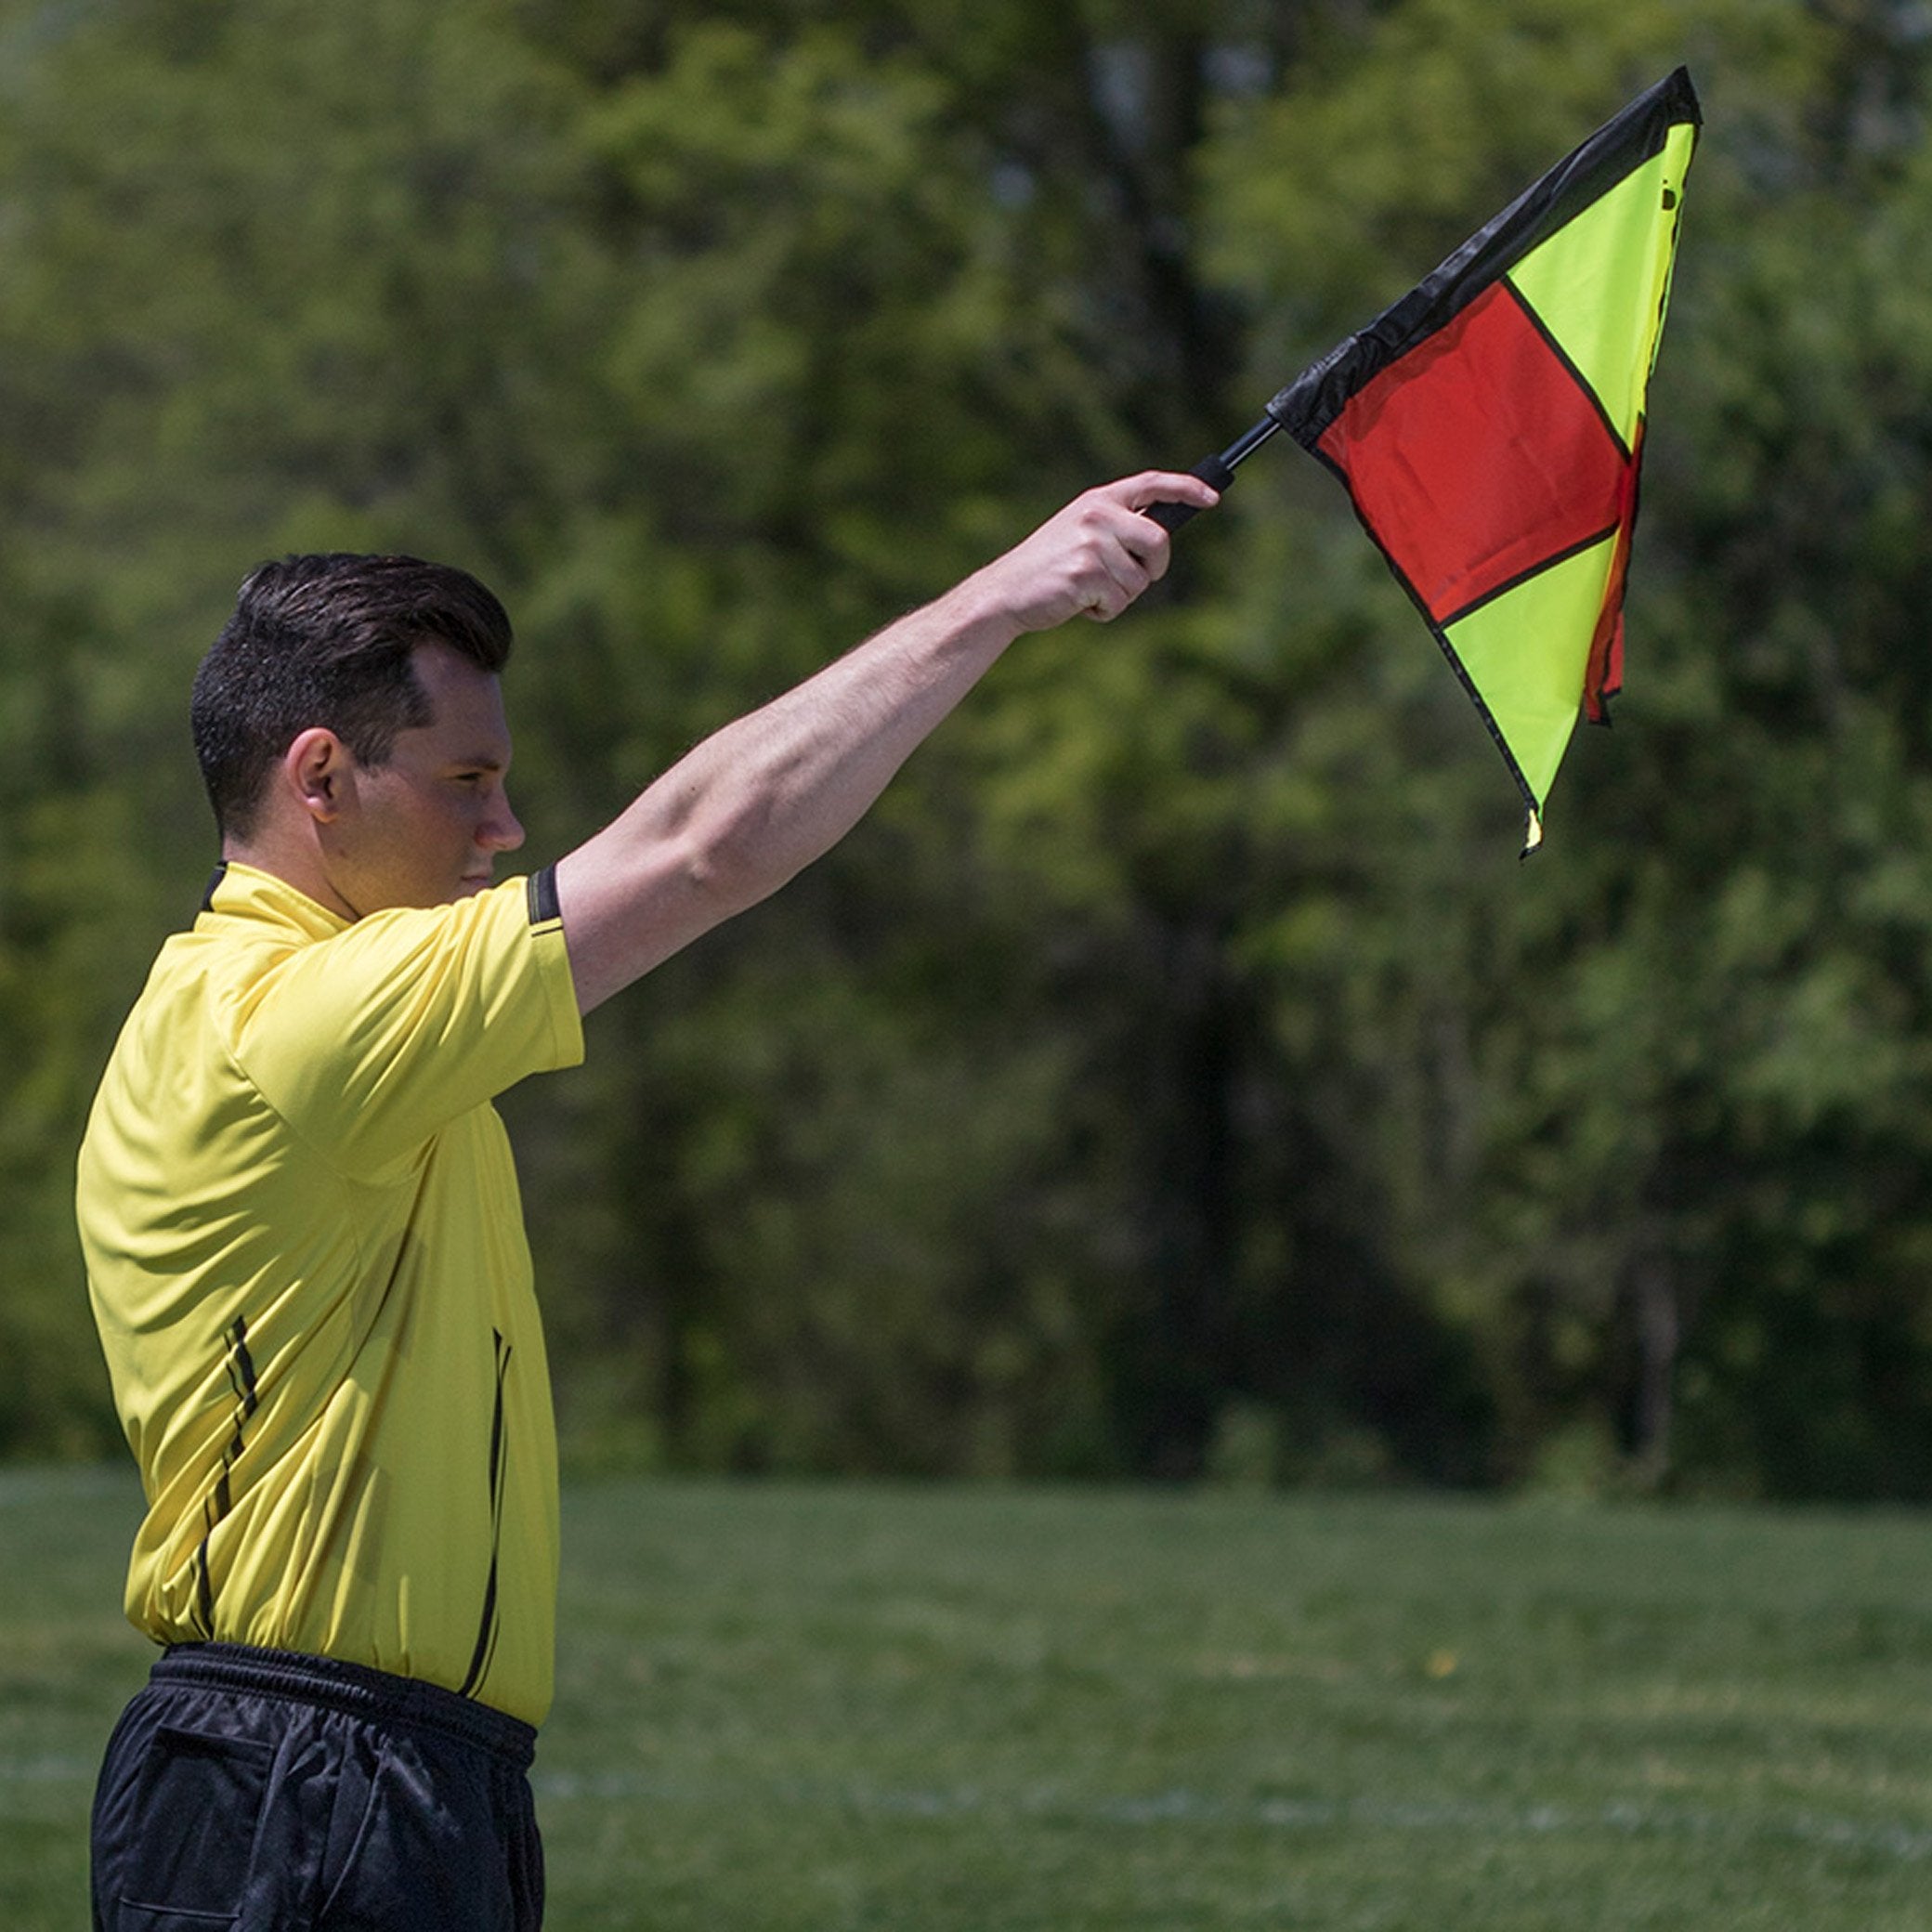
[1075,485,1199,620]
[1118,469,1224,510]
[992,470,1222,633]
[1114,469,1222,518]
[1079,529,1156,622]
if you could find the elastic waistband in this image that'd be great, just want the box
[151,1643,537,1768]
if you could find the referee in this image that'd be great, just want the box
[75,469,1217,1931]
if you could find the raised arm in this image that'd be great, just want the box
[552,471,1218,1012]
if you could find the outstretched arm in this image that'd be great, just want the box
[553,470,1218,1012]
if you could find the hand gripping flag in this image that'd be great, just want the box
[1155,68,1701,852]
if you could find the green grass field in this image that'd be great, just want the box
[5,1469,1931,1928]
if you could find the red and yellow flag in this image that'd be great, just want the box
[1269,68,1700,851]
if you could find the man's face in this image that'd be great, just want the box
[330,640,526,915]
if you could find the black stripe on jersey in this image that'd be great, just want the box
[192,1315,260,1637]
[459,1328,513,1699]
[527,866,562,929]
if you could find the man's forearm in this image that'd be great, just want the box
[555,576,1020,1006]
[553,471,1218,1012]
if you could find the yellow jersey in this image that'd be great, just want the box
[77,862,584,1725]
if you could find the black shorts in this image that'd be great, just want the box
[90,1642,544,1932]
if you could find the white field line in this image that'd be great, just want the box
[7,1761,1924,1862]
[529,1769,1932,1862]
[0,1756,96,1784]
[7,1747,1929,1865]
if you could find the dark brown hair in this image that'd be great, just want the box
[190,553,513,838]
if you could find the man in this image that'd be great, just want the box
[76,468,1218,1930]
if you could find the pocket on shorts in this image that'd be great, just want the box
[114,1724,273,1926]
[311,1738,391,1924]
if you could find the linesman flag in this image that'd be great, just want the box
[1159,69,1701,851]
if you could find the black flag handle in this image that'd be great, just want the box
[1142,412,1286,531]
[1142,452,1236,532]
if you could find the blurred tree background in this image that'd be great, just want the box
[4,0,1931,1497]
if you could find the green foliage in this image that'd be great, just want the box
[8,0,1932,1495]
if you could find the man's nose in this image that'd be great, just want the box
[482,794,526,853]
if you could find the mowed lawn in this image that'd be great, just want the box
[4,1469,1931,1929]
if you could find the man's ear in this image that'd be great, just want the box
[283,728,354,823]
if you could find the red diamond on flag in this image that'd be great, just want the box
[1315,281,1630,626]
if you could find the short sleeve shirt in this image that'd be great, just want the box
[76,862,585,1726]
